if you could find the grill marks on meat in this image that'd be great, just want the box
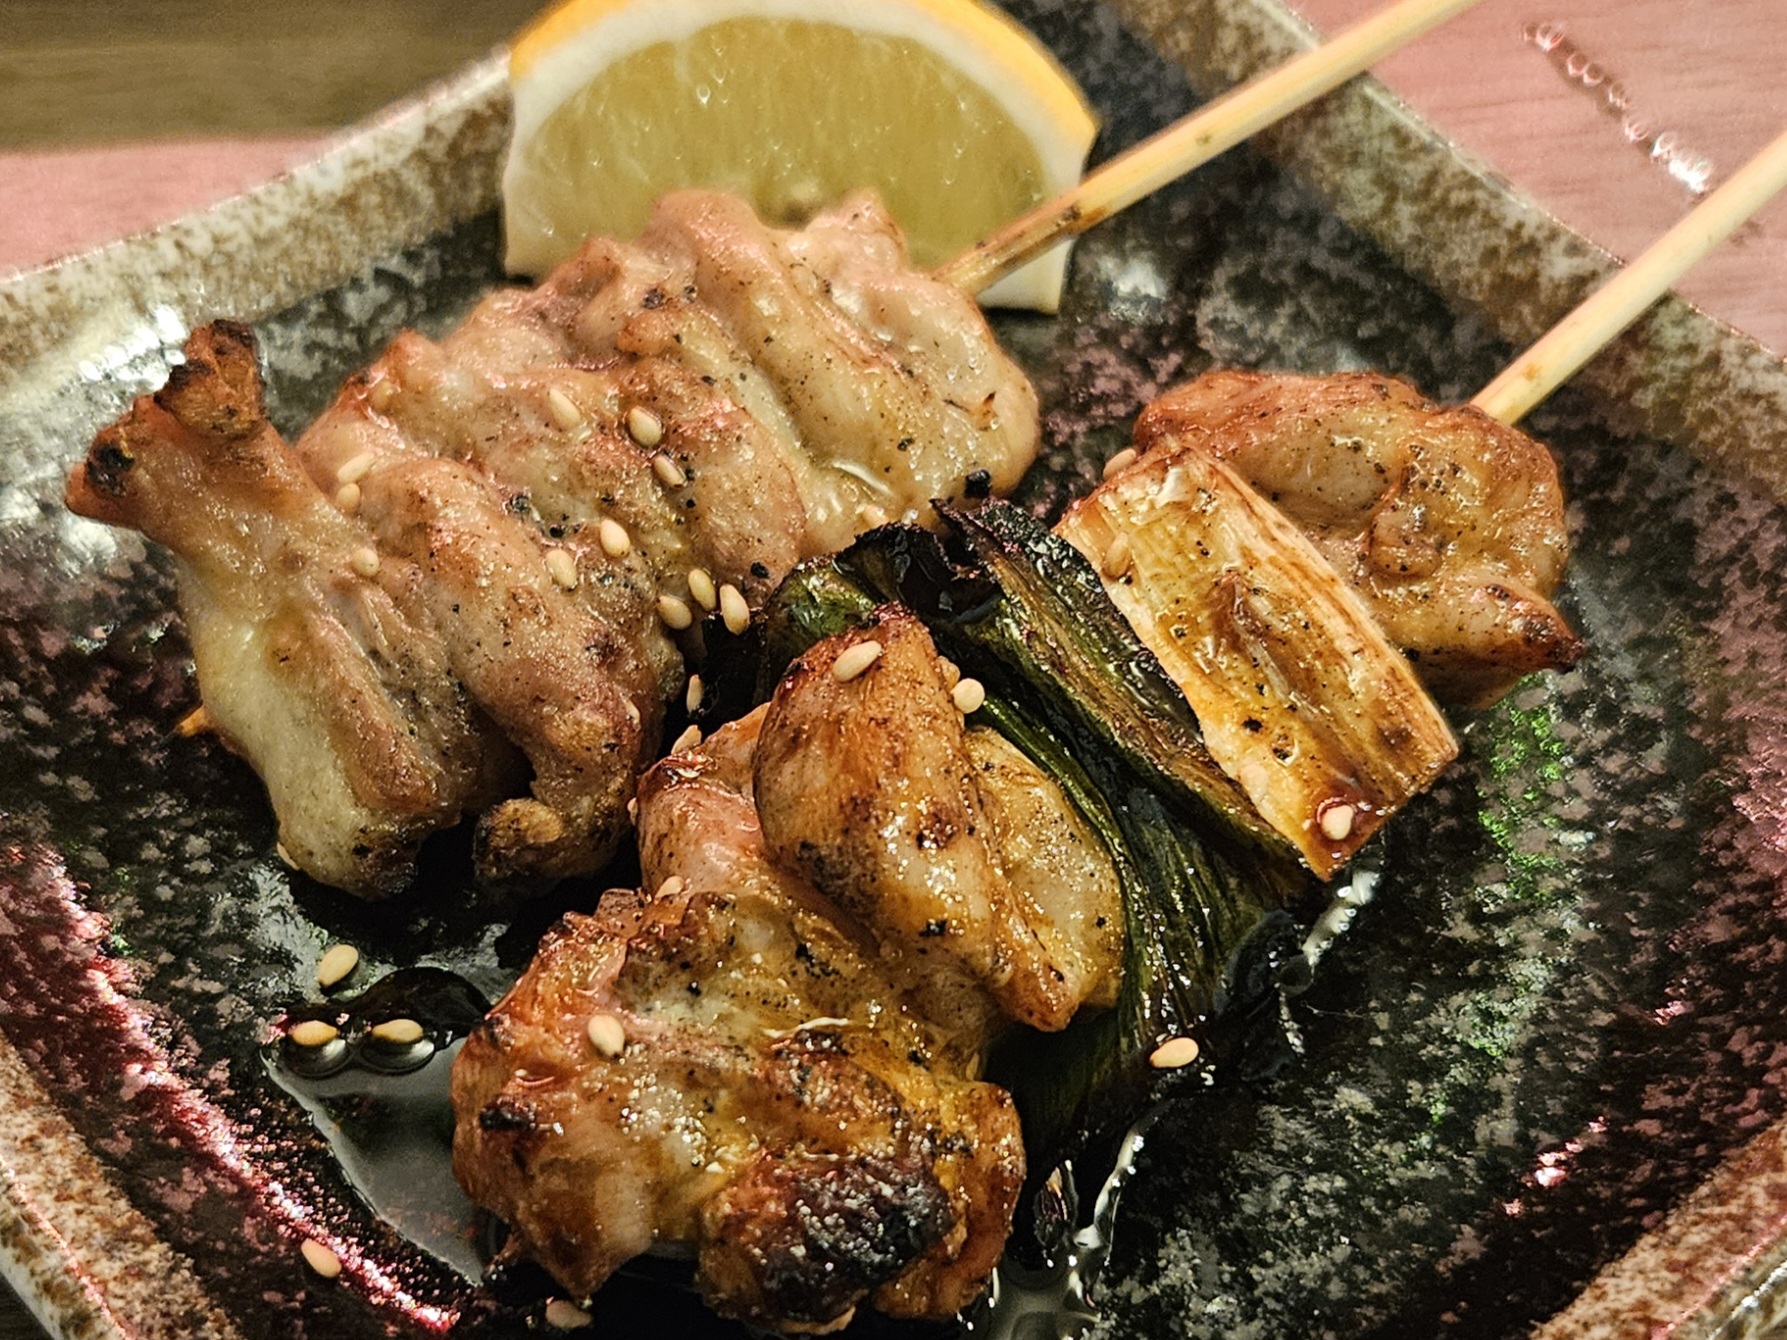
[452,618,1121,1330]
[66,190,1039,896]
[1132,370,1583,706]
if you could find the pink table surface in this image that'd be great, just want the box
[0,136,324,279]
[5,0,1785,354]
[1297,0,1787,355]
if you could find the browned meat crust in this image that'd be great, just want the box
[1133,369,1583,706]
[753,607,1116,1032]
[66,191,1040,897]
[451,783,1026,1330]
[452,616,1123,1330]
[67,322,527,894]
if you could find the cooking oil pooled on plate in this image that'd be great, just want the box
[264,966,491,1280]
[963,1108,1160,1340]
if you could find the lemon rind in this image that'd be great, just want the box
[506,0,1098,307]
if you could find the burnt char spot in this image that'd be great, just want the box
[793,940,837,978]
[478,1094,537,1132]
[147,321,270,442]
[963,468,993,499]
[85,435,136,497]
[700,1150,953,1327]
[912,805,959,851]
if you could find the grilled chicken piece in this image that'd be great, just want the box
[67,190,1039,896]
[652,191,1039,551]
[64,323,521,894]
[1133,370,1583,706]
[1057,440,1459,878]
[454,709,1026,1332]
[753,609,1122,1032]
[453,621,1123,1329]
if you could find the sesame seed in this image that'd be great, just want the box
[626,797,639,822]
[832,640,884,682]
[367,378,396,414]
[952,678,986,714]
[586,1012,627,1059]
[272,840,297,868]
[623,698,640,727]
[627,405,664,448]
[598,517,631,559]
[289,1020,340,1048]
[936,658,961,689]
[176,705,213,738]
[704,1161,724,1175]
[686,567,717,611]
[315,944,359,990]
[1149,1036,1201,1069]
[652,453,686,488]
[658,875,687,898]
[336,451,376,485]
[350,546,380,579]
[545,1299,593,1331]
[300,1238,343,1280]
[671,723,702,754]
[546,387,584,432]
[658,594,694,631]
[719,583,750,636]
[1103,447,1138,480]
[545,547,578,590]
[856,503,890,528]
[1319,802,1357,842]
[685,673,704,713]
[1101,531,1134,580]
[370,1018,425,1045]
[334,482,361,514]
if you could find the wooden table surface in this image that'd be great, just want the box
[3,0,1784,348]
[1,2,1783,1338]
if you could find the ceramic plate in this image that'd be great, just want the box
[5,3,1787,1338]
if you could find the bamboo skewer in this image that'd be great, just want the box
[934,0,1485,297]
[1471,125,1787,424]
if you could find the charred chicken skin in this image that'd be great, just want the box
[66,190,1039,897]
[452,612,1122,1331]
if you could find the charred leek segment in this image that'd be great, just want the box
[756,502,1315,1164]
[1057,449,1460,877]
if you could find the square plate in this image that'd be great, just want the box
[4,3,1787,1337]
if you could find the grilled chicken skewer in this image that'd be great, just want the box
[455,361,1584,1327]
[1055,369,1581,873]
[454,610,1122,1331]
[67,190,1037,896]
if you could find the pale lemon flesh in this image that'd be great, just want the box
[503,3,1097,309]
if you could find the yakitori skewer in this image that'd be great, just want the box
[933,0,1486,296]
[1472,124,1787,424]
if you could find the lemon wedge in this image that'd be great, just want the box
[503,0,1098,310]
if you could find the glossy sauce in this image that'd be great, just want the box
[265,968,491,1282]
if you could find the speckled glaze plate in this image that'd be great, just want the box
[6,3,1787,1339]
